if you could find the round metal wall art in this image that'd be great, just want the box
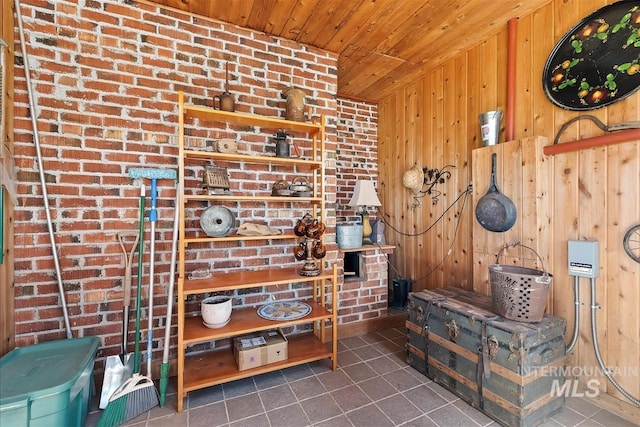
[543,1,640,111]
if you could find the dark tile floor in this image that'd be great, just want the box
[86,327,638,427]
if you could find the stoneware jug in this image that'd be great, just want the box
[214,92,235,112]
[214,61,235,112]
[282,86,307,122]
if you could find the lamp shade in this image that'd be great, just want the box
[348,180,382,207]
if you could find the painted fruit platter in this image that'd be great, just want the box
[257,301,311,321]
[543,1,640,110]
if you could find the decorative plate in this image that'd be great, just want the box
[543,2,640,110]
[257,301,312,321]
[200,205,235,237]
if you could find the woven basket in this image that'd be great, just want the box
[489,244,552,323]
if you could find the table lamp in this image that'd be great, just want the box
[348,180,382,244]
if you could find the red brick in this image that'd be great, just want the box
[11,0,382,349]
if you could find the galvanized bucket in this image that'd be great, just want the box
[478,110,503,146]
[336,223,363,249]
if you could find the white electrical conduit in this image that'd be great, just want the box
[567,274,639,406]
[565,276,581,354]
[15,0,73,339]
[588,278,640,407]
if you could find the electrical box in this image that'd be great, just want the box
[567,240,599,278]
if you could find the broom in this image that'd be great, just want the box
[98,185,159,427]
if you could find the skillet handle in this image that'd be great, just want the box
[490,153,498,187]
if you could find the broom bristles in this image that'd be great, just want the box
[96,395,126,427]
[97,374,159,427]
[123,385,160,422]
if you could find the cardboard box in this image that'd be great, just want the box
[233,329,288,371]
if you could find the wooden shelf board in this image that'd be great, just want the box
[183,301,332,344]
[183,194,323,203]
[185,233,297,245]
[183,149,322,168]
[183,266,334,294]
[183,333,333,393]
[339,244,396,253]
[184,105,322,135]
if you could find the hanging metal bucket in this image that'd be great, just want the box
[489,243,552,323]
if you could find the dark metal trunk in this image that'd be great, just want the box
[406,287,566,427]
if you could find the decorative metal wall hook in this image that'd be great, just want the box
[403,164,456,207]
[420,165,455,203]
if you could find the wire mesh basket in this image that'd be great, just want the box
[489,243,552,323]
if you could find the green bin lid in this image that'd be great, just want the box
[0,337,99,403]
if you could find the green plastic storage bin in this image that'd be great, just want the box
[0,336,99,427]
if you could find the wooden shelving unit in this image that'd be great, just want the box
[176,92,337,412]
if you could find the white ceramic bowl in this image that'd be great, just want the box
[201,295,232,327]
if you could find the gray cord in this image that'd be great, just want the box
[379,186,471,238]
[412,189,469,283]
[375,188,471,283]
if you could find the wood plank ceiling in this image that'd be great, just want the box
[145,0,551,102]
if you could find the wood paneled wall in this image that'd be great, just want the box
[378,0,639,411]
[1,0,15,357]
[472,136,553,296]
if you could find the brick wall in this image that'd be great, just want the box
[335,98,379,222]
[340,249,391,323]
[11,0,381,367]
[332,99,388,323]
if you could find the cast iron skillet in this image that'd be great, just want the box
[475,153,517,232]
